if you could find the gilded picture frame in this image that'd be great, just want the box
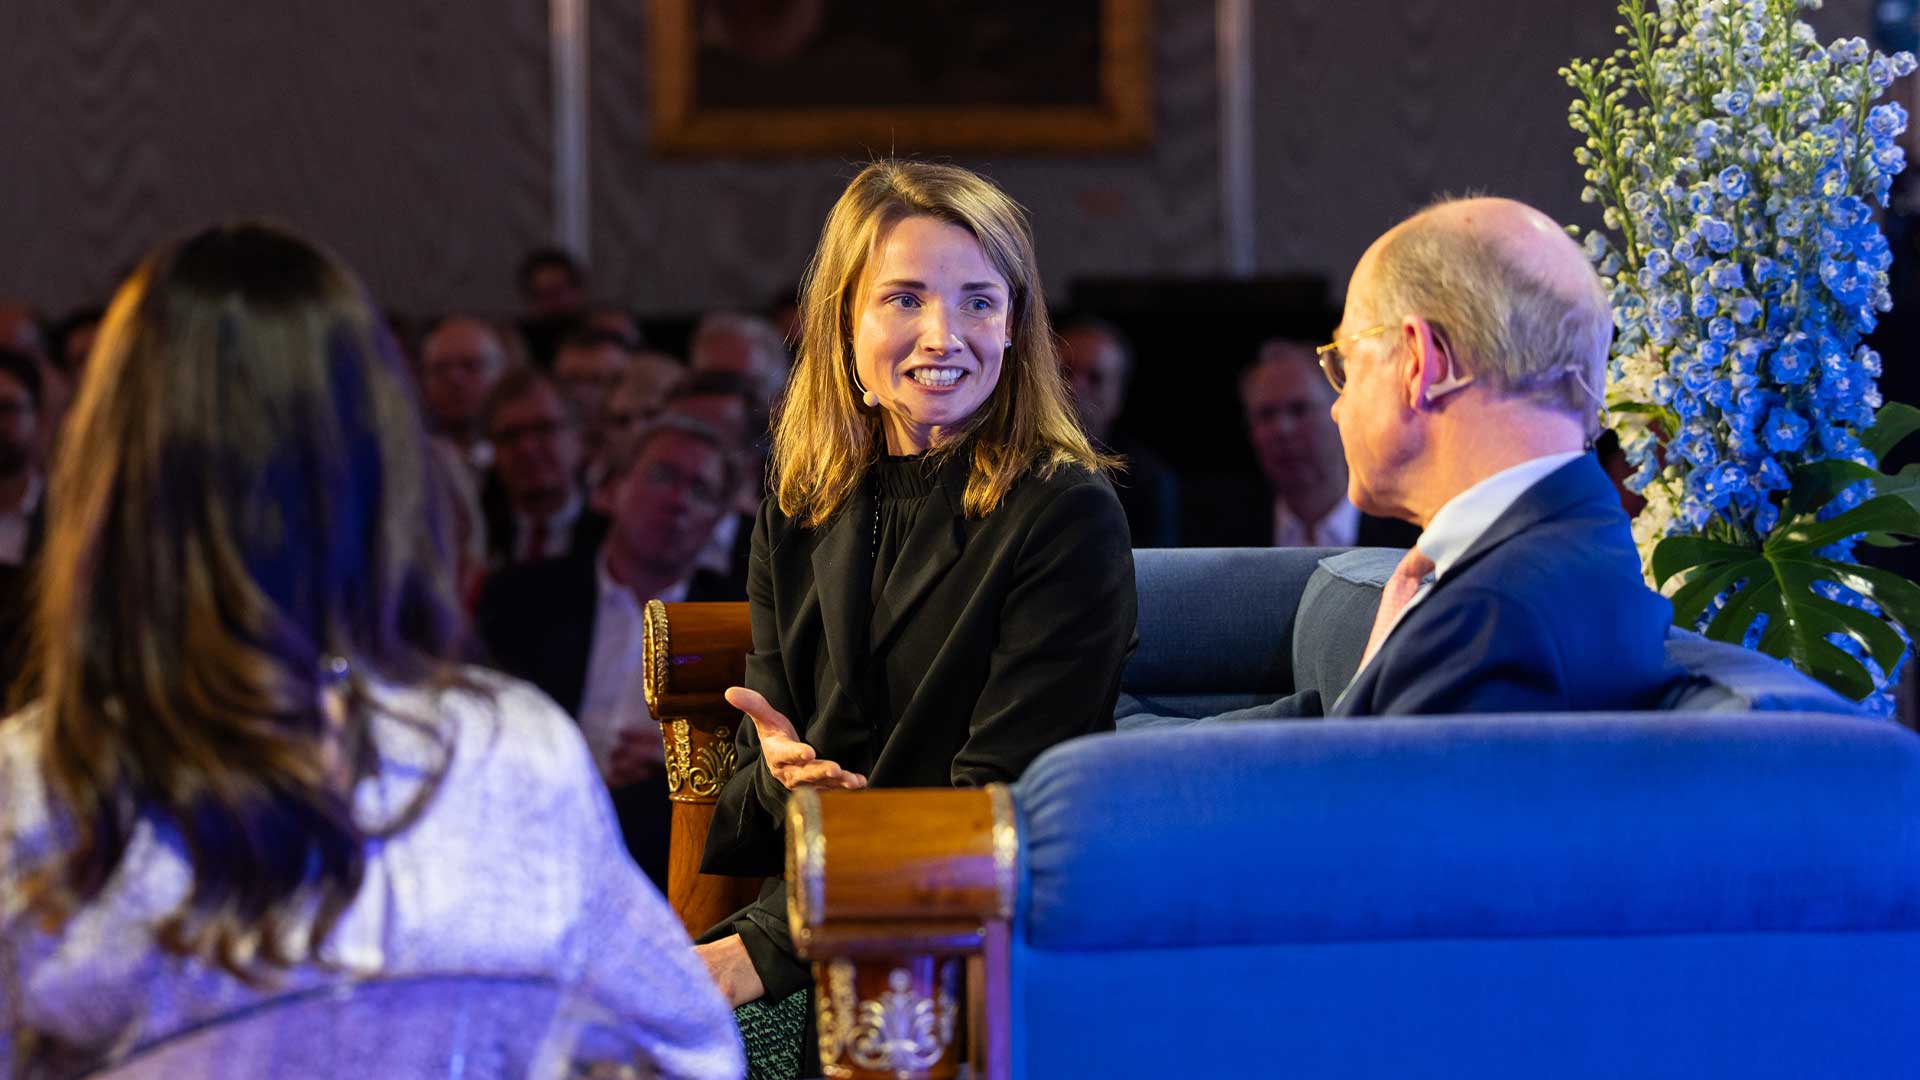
[649,0,1153,155]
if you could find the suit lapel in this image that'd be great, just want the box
[1433,455,1615,587]
[869,450,969,655]
[1329,455,1615,717]
[810,491,873,695]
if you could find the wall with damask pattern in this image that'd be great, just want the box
[0,0,1873,318]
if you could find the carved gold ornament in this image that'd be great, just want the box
[641,599,669,715]
[686,724,735,797]
[817,960,959,1076]
[663,719,692,795]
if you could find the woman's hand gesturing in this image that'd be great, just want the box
[724,687,869,792]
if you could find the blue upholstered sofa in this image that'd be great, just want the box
[788,548,1920,1079]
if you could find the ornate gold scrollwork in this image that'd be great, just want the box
[684,724,735,797]
[663,719,692,795]
[817,962,960,1076]
[640,599,670,716]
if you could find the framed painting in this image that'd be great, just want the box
[649,0,1153,155]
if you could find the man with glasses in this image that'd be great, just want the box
[1219,196,1673,719]
[476,414,746,885]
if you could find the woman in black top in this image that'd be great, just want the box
[694,160,1138,1074]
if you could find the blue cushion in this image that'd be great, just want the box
[1124,547,1333,695]
[1014,713,1920,950]
[1290,547,1400,699]
[1013,933,1920,1080]
[1662,629,1864,714]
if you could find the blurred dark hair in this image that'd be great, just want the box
[515,246,587,295]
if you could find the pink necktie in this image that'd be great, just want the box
[1360,547,1436,668]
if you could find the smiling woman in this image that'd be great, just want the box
[692,160,1139,1076]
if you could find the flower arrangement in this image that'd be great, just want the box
[1563,0,1920,714]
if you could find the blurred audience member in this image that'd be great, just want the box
[517,247,590,323]
[554,325,634,473]
[599,350,687,481]
[1058,316,1180,547]
[1594,428,1649,517]
[482,367,607,566]
[0,222,740,1078]
[420,315,513,477]
[689,310,789,405]
[477,415,745,886]
[516,248,590,369]
[0,302,69,445]
[765,284,802,346]
[52,307,103,381]
[585,305,644,348]
[0,348,45,695]
[663,371,763,584]
[1203,339,1418,548]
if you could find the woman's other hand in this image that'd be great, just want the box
[694,934,766,1007]
[724,686,868,792]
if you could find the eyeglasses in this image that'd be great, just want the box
[1314,325,1390,394]
[1314,323,1476,403]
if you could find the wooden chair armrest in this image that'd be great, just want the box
[642,599,761,937]
[786,786,1016,1080]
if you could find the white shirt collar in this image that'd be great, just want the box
[1273,496,1361,548]
[1416,451,1584,579]
[595,549,690,608]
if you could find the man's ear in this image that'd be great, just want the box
[1399,315,1449,410]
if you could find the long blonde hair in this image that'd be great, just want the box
[22,222,466,977]
[772,160,1110,527]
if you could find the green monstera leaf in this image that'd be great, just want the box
[1653,495,1920,701]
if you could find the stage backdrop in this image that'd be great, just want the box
[0,0,1873,318]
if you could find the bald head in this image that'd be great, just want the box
[1349,196,1609,428]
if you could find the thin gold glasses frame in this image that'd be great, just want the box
[1314,324,1391,394]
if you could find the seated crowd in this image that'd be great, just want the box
[0,164,1738,1079]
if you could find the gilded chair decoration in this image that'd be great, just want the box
[663,719,692,795]
[685,725,735,797]
[818,961,959,1074]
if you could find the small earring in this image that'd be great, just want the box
[1004,339,1013,349]
[862,389,880,408]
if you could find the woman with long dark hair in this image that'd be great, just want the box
[0,222,741,1078]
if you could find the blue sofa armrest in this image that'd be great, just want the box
[1017,712,1920,950]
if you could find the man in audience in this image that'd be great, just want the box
[1058,316,1180,546]
[516,247,591,368]
[688,310,790,405]
[1206,339,1420,549]
[553,325,634,476]
[482,367,607,566]
[1222,196,1673,718]
[419,315,512,478]
[0,349,45,695]
[517,247,590,323]
[663,371,763,585]
[599,350,686,481]
[476,415,745,885]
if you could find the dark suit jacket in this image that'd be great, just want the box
[1190,478,1421,549]
[473,550,744,888]
[1104,435,1181,548]
[1222,455,1673,720]
[700,448,1138,1007]
[480,479,610,569]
